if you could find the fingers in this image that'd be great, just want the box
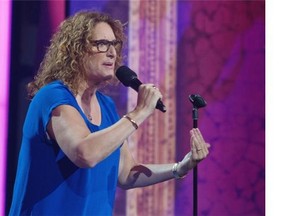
[152,85,163,99]
[138,84,163,102]
[141,84,162,97]
[190,128,209,161]
[136,84,163,113]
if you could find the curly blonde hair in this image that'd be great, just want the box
[27,10,126,98]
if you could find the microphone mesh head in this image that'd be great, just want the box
[116,66,138,86]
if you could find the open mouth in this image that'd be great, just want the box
[103,62,114,67]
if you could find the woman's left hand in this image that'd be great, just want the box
[177,128,210,176]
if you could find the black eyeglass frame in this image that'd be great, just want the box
[90,39,123,53]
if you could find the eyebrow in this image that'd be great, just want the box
[91,39,118,42]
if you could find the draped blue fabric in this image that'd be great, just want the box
[9,81,121,215]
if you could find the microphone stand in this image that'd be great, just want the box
[189,94,207,216]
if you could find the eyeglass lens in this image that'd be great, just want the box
[91,40,122,52]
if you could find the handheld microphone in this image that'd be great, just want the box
[116,65,166,113]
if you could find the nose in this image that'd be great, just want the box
[106,45,116,58]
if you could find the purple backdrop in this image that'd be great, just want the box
[176,1,265,215]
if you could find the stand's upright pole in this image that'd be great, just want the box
[192,107,198,216]
[189,95,207,216]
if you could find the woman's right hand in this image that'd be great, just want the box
[135,84,163,117]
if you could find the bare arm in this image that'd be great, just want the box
[47,105,139,168]
[118,128,210,189]
[47,84,162,168]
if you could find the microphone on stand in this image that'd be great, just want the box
[116,65,166,113]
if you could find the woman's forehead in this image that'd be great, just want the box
[91,22,116,40]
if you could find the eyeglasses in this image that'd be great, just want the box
[91,39,122,53]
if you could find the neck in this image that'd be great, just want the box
[78,88,96,104]
[77,81,98,102]
[75,82,98,122]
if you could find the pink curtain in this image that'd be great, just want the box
[126,0,178,215]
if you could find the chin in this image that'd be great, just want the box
[104,75,113,81]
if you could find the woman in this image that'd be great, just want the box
[9,10,210,215]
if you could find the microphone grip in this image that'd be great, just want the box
[156,99,166,113]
